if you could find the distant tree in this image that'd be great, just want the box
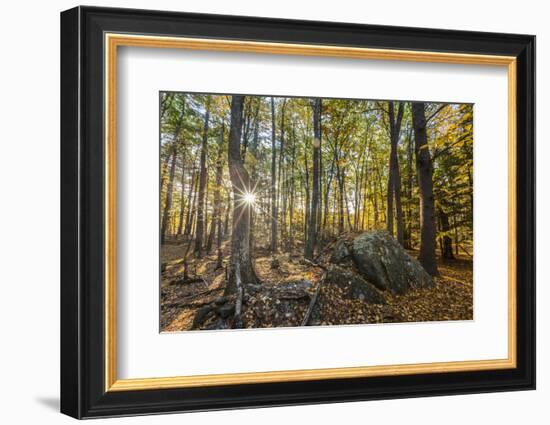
[160,96,185,245]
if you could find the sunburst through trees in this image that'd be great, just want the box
[160,92,474,332]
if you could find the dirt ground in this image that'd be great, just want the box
[160,237,473,332]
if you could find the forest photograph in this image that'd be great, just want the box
[159,92,474,332]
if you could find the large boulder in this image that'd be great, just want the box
[350,231,433,294]
[325,266,385,304]
[330,240,351,264]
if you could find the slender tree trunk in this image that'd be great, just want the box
[216,200,223,269]
[412,102,439,276]
[176,153,186,237]
[223,191,231,237]
[207,157,222,254]
[289,124,296,247]
[305,98,321,260]
[404,126,414,249]
[270,97,278,252]
[160,101,186,244]
[387,101,405,244]
[336,162,345,234]
[304,149,310,243]
[438,207,455,260]
[184,168,198,236]
[207,123,224,254]
[226,95,259,296]
[161,144,178,244]
[194,98,210,257]
[277,100,287,246]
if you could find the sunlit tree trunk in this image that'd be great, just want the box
[226,95,259,296]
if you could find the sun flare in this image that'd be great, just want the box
[242,192,256,205]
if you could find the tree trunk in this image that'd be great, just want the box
[277,100,287,246]
[438,207,455,260]
[176,152,186,237]
[270,97,278,252]
[305,98,321,260]
[184,167,198,236]
[412,102,439,276]
[225,95,259,296]
[387,101,405,245]
[223,191,231,237]
[207,127,223,253]
[160,102,186,244]
[194,98,210,257]
[161,144,178,245]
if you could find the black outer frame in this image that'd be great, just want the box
[60,5,535,419]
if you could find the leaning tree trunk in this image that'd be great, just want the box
[305,98,321,260]
[225,95,259,296]
[412,102,439,276]
[194,99,210,257]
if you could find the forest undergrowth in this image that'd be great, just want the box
[160,236,473,332]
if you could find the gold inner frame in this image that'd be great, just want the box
[104,33,517,392]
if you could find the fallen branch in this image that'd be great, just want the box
[302,258,328,271]
[301,271,327,326]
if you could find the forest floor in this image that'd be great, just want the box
[160,236,473,332]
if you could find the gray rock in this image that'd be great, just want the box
[325,266,385,304]
[350,230,433,294]
[330,240,351,264]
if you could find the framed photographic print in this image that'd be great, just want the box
[60,6,535,419]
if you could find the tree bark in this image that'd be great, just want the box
[386,101,405,245]
[176,152,186,237]
[305,98,321,260]
[184,167,198,236]
[270,97,278,252]
[225,95,259,295]
[194,98,211,257]
[438,207,455,260]
[412,102,439,276]
[207,125,224,254]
